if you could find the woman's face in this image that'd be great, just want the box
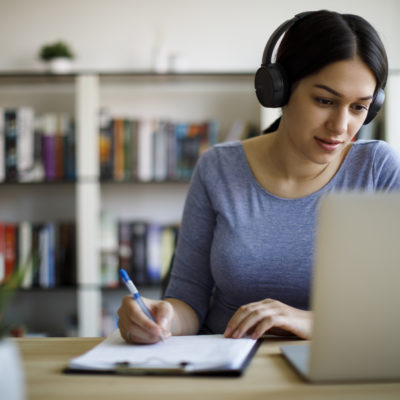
[280,56,377,166]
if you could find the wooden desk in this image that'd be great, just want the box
[15,337,400,400]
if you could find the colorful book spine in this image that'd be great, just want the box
[98,114,221,182]
[0,220,76,288]
[99,218,179,287]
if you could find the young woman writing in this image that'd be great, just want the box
[118,10,400,344]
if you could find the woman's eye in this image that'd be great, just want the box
[315,97,333,105]
[352,104,369,112]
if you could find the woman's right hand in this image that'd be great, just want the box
[117,295,174,344]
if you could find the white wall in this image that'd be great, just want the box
[1,0,399,72]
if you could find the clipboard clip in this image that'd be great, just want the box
[114,360,192,375]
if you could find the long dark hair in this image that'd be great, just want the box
[264,10,388,133]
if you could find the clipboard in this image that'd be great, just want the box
[64,329,261,376]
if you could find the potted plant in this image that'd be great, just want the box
[39,40,75,74]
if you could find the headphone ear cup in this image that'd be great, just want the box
[364,88,385,125]
[255,64,290,108]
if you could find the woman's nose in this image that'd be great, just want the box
[326,107,348,135]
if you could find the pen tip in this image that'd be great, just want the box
[119,269,128,281]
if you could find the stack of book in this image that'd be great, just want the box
[100,213,178,287]
[0,107,76,182]
[99,111,219,182]
[0,221,76,288]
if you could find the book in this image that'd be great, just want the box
[4,223,18,282]
[160,225,177,280]
[153,121,168,181]
[0,223,4,282]
[17,107,35,181]
[55,114,66,181]
[118,220,132,282]
[66,329,260,376]
[4,109,18,181]
[99,109,113,180]
[146,223,162,284]
[130,221,148,285]
[56,222,76,286]
[31,223,42,287]
[98,113,220,182]
[137,119,154,182]
[0,108,4,182]
[63,118,76,181]
[123,119,132,180]
[41,113,58,181]
[130,119,139,179]
[99,211,118,287]
[18,221,33,288]
[113,118,124,181]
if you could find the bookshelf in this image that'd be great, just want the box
[2,70,399,337]
[0,71,260,337]
[2,70,400,336]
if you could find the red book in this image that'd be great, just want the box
[0,223,4,283]
[4,223,17,282]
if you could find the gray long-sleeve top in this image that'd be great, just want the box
[165,140,400,334]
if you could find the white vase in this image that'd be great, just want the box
[48,57,73,74]
[0,339,26,400]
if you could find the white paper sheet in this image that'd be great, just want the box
[68,330,257,373]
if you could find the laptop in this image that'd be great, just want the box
[281,192,400,383]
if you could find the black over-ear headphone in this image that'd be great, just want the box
[254,11,385,125]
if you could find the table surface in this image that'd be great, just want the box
[15,336,400,400]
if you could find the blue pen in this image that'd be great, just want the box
[120,269,165,342]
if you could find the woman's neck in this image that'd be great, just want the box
[268,131,343,183]
[242,133,350,199]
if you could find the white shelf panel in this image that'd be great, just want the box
[101,182,189,224]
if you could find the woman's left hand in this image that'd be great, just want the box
[224,299,312,340]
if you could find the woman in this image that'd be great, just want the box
[118,10,400,344]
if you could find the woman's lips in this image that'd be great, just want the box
[315,137,343,151]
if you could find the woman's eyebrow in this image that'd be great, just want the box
[313,84,373,100]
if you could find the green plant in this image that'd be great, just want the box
[39,41,74,61]
[0,253,37,338]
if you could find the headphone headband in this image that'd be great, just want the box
[261,12,313,66]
